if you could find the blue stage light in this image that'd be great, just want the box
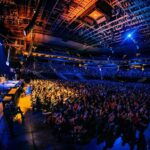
[127,33,132,38]
[0,42,2,46]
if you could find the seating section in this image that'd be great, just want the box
[24,61,150,80]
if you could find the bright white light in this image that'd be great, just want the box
[23,30,27,36]
[0,43,2,46]
[6,61,9,66]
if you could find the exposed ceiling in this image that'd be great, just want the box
[0,0,150,55]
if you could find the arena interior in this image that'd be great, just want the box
[0,0,150,150]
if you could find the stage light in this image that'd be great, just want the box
[0,42,2,46]
[23,30,27,36]
[6,47,11,66]
[6,61,9,66]
[127,33,132,38]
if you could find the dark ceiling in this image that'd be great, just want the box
[0,0,150,57]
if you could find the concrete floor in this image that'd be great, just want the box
[0,94,150,150]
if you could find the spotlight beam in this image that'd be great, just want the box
[126,32,140,50]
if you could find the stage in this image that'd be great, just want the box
[0,80,23,103]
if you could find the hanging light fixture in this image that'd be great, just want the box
[6,46,11,66]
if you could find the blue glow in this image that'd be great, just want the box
[124,30,136,40]
[127,33,132,38]
[26,85,32,95]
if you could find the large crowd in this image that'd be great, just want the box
[30,79,150,149]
